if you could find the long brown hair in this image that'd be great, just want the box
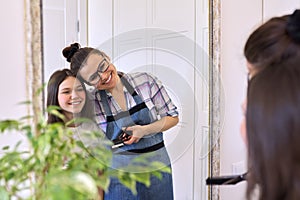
[246,60,300,199]
[244,10,300,72]
[46,68,95,124]
[62,43,108,83]
[245,9,300,199]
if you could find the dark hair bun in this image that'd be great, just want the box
[62,43,81,62]
[287,9,300,44]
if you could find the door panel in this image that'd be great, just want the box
[42,0,79,81]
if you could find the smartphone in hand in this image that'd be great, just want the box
[111,131,132,149]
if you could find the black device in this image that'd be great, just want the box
[206,172,247,185]
[111,131,132,149]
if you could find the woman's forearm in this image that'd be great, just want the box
[144,116,179,135]
[124,116,179,144]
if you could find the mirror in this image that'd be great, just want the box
[26,0,221,199]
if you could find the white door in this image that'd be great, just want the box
[42,0,87,82]
[88,1,209,199]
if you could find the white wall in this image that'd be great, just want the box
[219,1,262,199]
[0,0,26,119]
[219,1,300,200]
[0,1,27,149]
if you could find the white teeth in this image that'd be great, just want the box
[104,74,112,84]
[69,101,81,105]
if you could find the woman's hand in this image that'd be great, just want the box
[123,116,179,145]
[123,125,146,144]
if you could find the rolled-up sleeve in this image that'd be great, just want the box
[148,74,179,118]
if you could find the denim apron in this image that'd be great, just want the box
[99,73,173,200]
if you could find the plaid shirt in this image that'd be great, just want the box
[91,72,179,132]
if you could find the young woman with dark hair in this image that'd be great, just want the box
[244,9,300,79]
[46,68,94,124]
[62,42,179,199]
[240,9,300,200]
[47,68,106,200]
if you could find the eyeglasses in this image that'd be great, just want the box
[86,58,110,85]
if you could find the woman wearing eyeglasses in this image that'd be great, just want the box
[62,43,179,200]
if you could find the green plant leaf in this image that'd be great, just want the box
[36,83,47,96]
[46,171,98,200]
[0,120,20,132]
[130,172,151,187]
[13,141,23,151]
[0,101,169,199]
[46,106,65,121]
[46,105,61,112]
[19,115,33,121]
[2,145,9,150]
[65,117,91,127]
[0,186,9,200]
[119,175,137,195]
[17,100,32,105]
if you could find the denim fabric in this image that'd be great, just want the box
[104,170,173,200]
[100,75,174,199]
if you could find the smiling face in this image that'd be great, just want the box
[58,76,86,121]
[79,53,119,92]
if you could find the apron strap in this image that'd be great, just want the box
[119,72,143,104]
[113,141,165,154]
[99,90,112,116]
[118,72,138,97]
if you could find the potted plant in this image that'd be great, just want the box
[0,105,170,200]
